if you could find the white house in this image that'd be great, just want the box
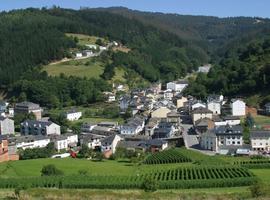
[191,102,206,110]
[207,101,221,115]
[214,116,241,126]
[231,99,246,116]
[51,134,78,152]
[101,134,122,154]
[0,117,14,135]
[163,89,174,100]
[107,95,116,102]
[80,134,103,150]
[9,135,51,150]
[120,116,145,135]
[192,107,213,123]
[75,52,83,58]
[82,50,93,57]
[166,80,188,93]
[65,110,82,121]
[250,130,270,151]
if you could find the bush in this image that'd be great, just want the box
[250,182,265,197]
[41,164,64,176]
[141,177,158,192]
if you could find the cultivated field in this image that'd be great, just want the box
[0,148,270,199]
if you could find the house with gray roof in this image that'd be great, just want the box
[20,120,61,136]
[101,134,122,158]
[250,130,270,151]
[200,125,243,152]
[120,116,145,135]
[15,101,43,120]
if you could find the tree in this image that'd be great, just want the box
[95,38,103,46]
[41,164,63,176]
[141,176,158,192]
[79,144,90,158]
[245,113,255,128]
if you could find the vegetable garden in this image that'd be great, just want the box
[0,166,256,189]
[143,149,192,164]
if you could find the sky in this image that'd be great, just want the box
[0,0,269,18]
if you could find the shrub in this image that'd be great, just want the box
[250,182,265,197]
[141,176,158,192]
[41,164,64,176]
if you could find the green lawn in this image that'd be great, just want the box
[43,58,104,79]
[254,115,270,126]
[0,157,196,178]
[250,169,270,184]
[65,33,108,46]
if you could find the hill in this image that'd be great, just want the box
[93,7,270,55]
[185,36,270,104]
[0,7,270,106]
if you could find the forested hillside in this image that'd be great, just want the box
[185,36,270,105]
[95,7,270,57]
[0,7,208,86]
[0,7,270,107]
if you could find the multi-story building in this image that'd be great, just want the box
[250,130,270,151]
[21,120,61,136]
[200,125,243,152]
[15,101,43,120]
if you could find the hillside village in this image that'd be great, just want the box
[1,78,270,163]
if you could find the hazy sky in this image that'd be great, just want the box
[0,0,269,18]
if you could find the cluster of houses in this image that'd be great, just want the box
[1,78,270,162]
[180,94,270,155]
[74,41,119,59]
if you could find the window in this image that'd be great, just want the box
[227,136,230,139]
[237,141,240,144]
[232,141,235,144]
[232,136,235,139]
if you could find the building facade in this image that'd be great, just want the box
[0,117,14,135]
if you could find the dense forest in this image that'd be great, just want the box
[185,36,270,106]
[0,7,270,107]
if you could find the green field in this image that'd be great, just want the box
[254,115,270,126]
[43,58,104,79]
[0,149,270,199]
[65,33,108,46]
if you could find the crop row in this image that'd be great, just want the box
[0,166,255,189]
[144,149,192,164]
[234,159,270,169]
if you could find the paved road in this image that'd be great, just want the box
[181,124,198,149]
